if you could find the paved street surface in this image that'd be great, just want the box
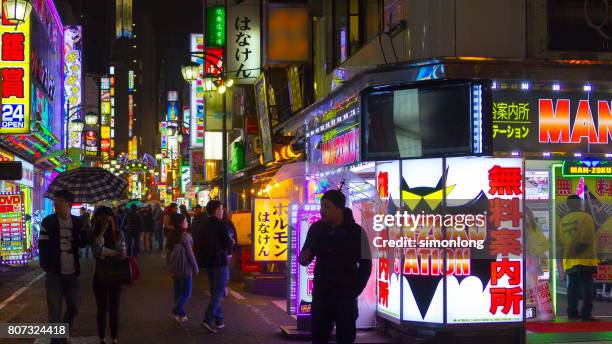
[4,256,610,344]
[0,253,396,344]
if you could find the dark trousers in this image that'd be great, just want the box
[172,276,192,317]
[93,282,121,339]
[311,291,358,344]
[204,266,229,323]
[155,224,163,251]
[46,273,80,330]
[126,230,140,257]
[567,268,594,318]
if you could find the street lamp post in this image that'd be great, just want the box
[181,54,233,207]
[3,0,33,27]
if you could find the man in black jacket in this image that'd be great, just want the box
[39,189,88,343]
[193,200,233,333]
[299,190,372,344]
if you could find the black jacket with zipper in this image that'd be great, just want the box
[39,214,88,276]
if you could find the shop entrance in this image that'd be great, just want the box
[525,159,612,324]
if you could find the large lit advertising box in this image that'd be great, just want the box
[374,157,524,324]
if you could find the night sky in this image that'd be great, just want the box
[71,0,202,75]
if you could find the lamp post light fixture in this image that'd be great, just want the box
[70,118,85,133]
[3,0,33,27]
[84,112,99,126]
[181,63,201,83]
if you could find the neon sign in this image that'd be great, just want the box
[64,26,82,149]
[1,4,31,134]
[540,99,612,144]
[321,127,359,165]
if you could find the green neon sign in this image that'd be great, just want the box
[205,6,225,48]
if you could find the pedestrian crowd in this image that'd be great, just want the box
[39,189,237,344]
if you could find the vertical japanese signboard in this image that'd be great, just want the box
[109,72,115,156]
[205,6,225,48]
[254,74,274,163]
[0,193,26,264]
[1,3,31,134]
[190,150,204,183]
[288,203,321,315]
[252,198,289,261]
[64,26,82,149]
[128,94,134,136]
[227,0,260,84]
[190,34,205,147]
[100,77,111,163]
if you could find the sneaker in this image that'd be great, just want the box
[180,316,189,323]
[201,321,218,333]
[215,320,225,329]
[170,313,181,323]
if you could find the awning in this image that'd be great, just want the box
[34,149,72,173]
[0,123,60,160]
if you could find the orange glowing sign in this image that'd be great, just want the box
[492,88,612,154]
[539,99,612,144]
[266,6,308,63]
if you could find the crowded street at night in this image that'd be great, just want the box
[1,0,612,343]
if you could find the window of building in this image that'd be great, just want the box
[330,0,382,68]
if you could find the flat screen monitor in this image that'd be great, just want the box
[362,81,474,160]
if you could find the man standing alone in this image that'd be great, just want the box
[193,200,233,333]
[39,189,88,343]
[299,190,372,344]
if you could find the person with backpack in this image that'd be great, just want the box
[192,200,233,333]
[123,205,143,257]
[91,206,127,344]
[166,213,199,323]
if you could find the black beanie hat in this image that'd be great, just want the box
[321,189,346,209]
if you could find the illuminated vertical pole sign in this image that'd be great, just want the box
[100,77,111,163]
[64,26,83,149]
[110,66,115,158]
[0,3,31,135]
